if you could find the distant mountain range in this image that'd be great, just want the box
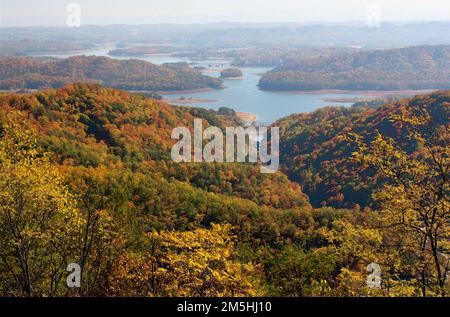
[1,21,449,56]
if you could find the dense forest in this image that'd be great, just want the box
[0,56,223,91]
[227,47,359,67]
[276,91,450,208]
[259,45,450,91]
[169,47,359,67]
[0,84,448,297]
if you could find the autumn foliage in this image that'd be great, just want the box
[0,84,448,297]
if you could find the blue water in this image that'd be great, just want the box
[36,47,366,124]
[163,65,363,124]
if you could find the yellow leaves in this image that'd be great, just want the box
[310,279,332,297]
[389,109,431,128]
[0,119,85,295]
[351,105,450,296]
[109,224,261,297]
[325,219,382,264]
[334,267,385,297]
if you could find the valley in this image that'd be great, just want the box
[4,44,439,123]
[0,18,449,299]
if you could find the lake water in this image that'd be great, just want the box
[163,65,364,124]
[37,47,367,124]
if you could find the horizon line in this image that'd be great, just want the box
[1,19,449,29]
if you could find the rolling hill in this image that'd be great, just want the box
[259,45,450,91]
[0,56,223,92]
[276,90,450,208]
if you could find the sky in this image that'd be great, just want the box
[1,0,450,27]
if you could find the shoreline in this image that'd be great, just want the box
[236,111,257,123]
[151,88,215,95]
[221,77,244,80]
[321,97,375,103]
[270,89,438,96]
[162,98,218,104]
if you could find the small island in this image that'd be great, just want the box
[220,68,243,79]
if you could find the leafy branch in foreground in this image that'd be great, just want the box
[352,107,449,296]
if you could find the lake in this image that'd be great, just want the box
[36,47,368,124]
[162,64,365,124]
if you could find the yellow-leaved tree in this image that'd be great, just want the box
[109,223,261,296]
[353,107,449,296]
[0,119,84,296]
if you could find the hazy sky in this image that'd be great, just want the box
[1,0,450,27]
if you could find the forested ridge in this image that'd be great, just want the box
[0,84,448,297]
[259,45,450,91]
[276,91,450,208]
[0,56,223,91]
